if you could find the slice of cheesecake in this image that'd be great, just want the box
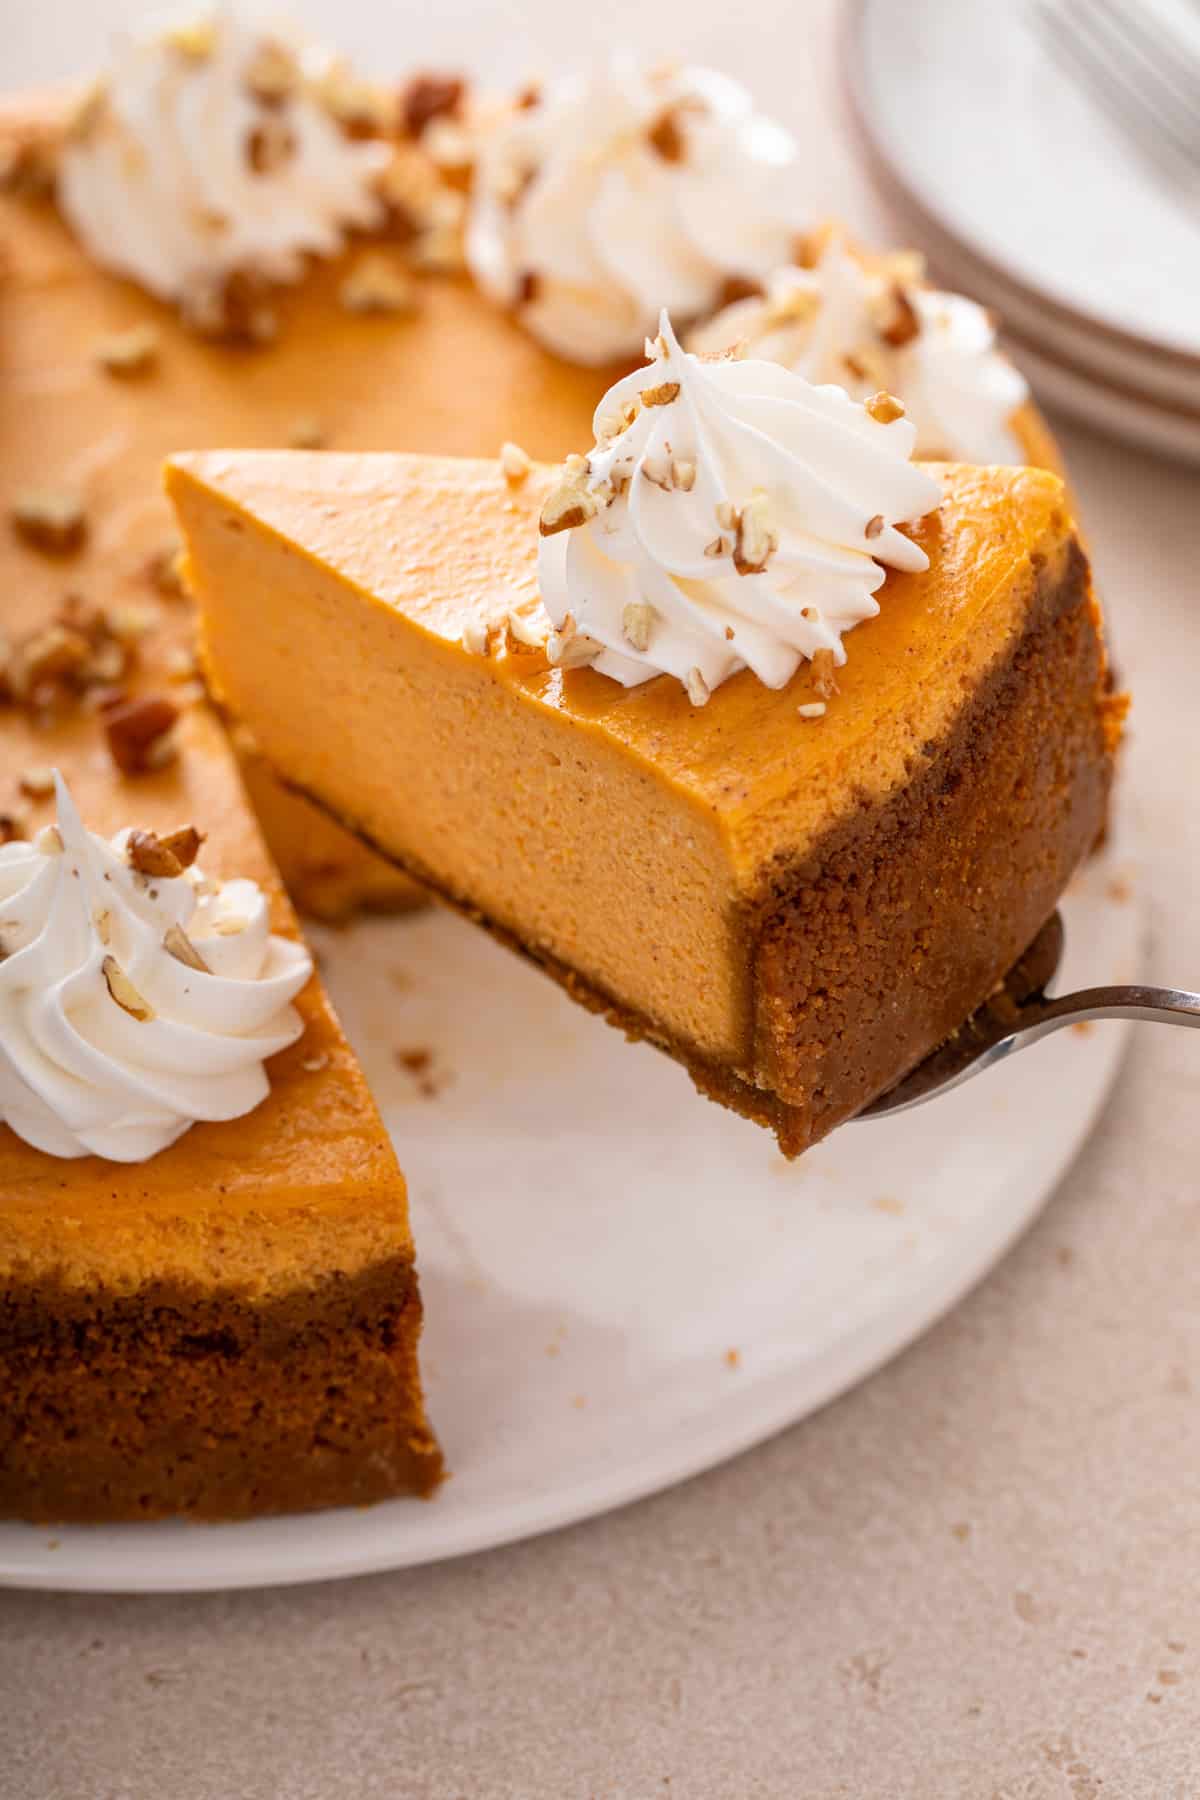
[170,447,1121,1156]
[0,703,442,1523]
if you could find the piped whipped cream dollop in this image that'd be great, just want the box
[0,776,312,1163]
[536,312,942,702]
[466,59,810,366]
[689,233,1028,464]
[57,8,390,328]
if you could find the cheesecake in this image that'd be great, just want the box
[171,337,1121,1155]
[2,6,1106,1530]
[0,717,442,1522]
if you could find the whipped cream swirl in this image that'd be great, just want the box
[689,234,1028,464]
[0,776,312,1163]
[467,59,809,365]
[537,313,942,700]
[58,8,389,321]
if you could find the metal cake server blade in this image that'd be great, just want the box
[859,911,1200,1119]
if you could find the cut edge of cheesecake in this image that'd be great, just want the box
[168,449,1122,1157]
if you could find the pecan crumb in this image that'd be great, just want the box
[102,955,155,1021]
[684,667,710,708]
[516,269,542,307]
[733,494,778,575]
[288,414,326,449]
[244,39,299,106]
[506,609,548,653]
[0,133,58,200]
[539,474,599,537]
[104,693,180,776]
[146,541,187,598]
[162,17,216,60]
[18,765,56,800]
[182,269,278,346]
[311,65,396,138]
[94,323,160,377]
[797,701,826,719]
[865,513,885,540]
[400,74,465,139]
[126,827,189,878]
[461,619,490,655]
[245,116,296,175]
[717,274,766,308]
[161,824,204,869]
[545,613,601,670]
[0,810,28,843]
[339,252,419,315]
[622,602,656,653]
[640,380,679,409]
[864,390,906,425]
[879,283,920,348]
[499,440,532,486]
[163,923,211,972]
[11,491,87,556]
[811,649,839,699]
[646,108,686,162]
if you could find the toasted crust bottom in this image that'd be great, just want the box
[0,1257,443,1523]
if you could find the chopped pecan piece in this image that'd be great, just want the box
[811,649,839,699]
[539,478,599,537]
[146,541,187,598]
[716,274,765,308]
[126,826,203,879]
[163,923,211,972]
[182,270,278,346]
[339,252,418,315]
[878,284,921,349]
[11,491,87,556]
[400,74,465,139]
[244,39,299,106]
[647,108,686,162]
[864,390,906,425]
[516,269,542,307]
[0,133,57,200]
[246,117,296,175]
[102,956,155,1021]
[499,440,532,486]
[104,693,180,776]
[19,766,57,800]
[94,324,160,377]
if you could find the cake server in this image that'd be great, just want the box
[860,911,1200,1118]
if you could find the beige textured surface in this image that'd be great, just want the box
[3,3,1199,1795]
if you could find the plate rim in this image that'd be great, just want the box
[840,0,1200,376]
[0,865,1140,1593]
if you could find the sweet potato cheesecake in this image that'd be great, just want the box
[174,322,1123,1157]
[0,753,441,1522]
[1,2,1096,1525]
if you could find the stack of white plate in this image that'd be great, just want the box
[842,0,1200,464]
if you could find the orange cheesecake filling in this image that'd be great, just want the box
[173,451,1112,1082]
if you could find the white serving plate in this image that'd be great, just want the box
[844,0,1200,461]
[0,823,1140,1593]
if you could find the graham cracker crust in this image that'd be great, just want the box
[1,1258,443,1523]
